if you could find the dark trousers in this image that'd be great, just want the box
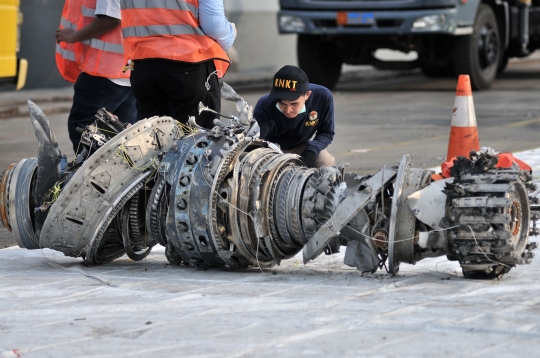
[129,59,220,129]
[68,72,137,153]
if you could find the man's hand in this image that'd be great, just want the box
[301,150,317,168]
[56,28,78,44]
[56,16,120,45]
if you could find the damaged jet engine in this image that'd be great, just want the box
[0,83,538,279]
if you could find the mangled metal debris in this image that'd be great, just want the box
[0,87,538,280]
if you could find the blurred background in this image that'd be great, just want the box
[18,0,294,89]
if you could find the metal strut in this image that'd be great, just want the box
[303,166,397,263]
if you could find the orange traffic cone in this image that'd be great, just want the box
[446,75,480,161]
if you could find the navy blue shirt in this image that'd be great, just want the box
[253,84,335,155]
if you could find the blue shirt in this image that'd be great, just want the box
[199,0,235,51]
[253,84,335,155]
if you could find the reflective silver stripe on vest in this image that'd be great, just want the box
[55,44,76,61]
[121,0,198,19]
[81,6,96,17]
[122,24,204,38]
[60,16,77,30]
[81,38,125,54]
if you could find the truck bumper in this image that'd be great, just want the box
[0,58,27,90]
[278,8,474,36]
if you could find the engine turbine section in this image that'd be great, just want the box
[0,84,537,280]
[153,127,346,270]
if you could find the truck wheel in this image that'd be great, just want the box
[453,4,500,90]
[497,53,509,75]
[297,35,342,89]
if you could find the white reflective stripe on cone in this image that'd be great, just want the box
[452,96,477,127]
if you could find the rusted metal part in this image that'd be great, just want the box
[510,198,522,236]
[373,231,388,249]
[0,163,15,231]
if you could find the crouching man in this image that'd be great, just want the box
[253,66,336,168]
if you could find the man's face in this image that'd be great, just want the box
[277,91,312,118]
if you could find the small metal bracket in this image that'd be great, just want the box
[159,162,170,173]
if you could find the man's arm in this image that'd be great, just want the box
[304,93,335,155]
[56,15,119,44]
[198,0,237,51]
[253,98,274,140]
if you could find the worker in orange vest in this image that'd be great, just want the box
[56,0,137,153]
[120,0,236,129]
[55,0,80,83]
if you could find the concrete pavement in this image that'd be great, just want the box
[0,242,538,357]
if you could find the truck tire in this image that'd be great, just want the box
[497,53,509,75]
[297,35,342,89]
[453,4,501,90]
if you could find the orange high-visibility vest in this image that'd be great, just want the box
[56,0,82,83]
[77,0,129,78]
[120,0,230,77]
